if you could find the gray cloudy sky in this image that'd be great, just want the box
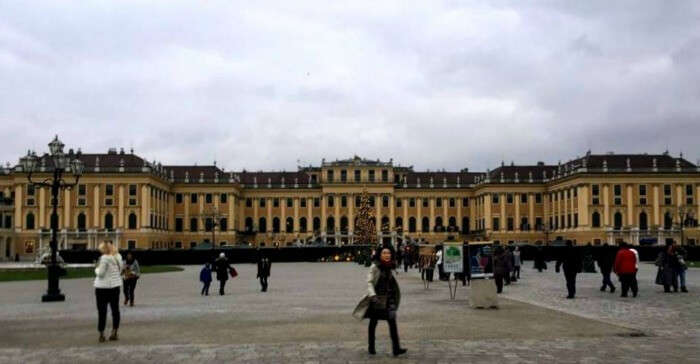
[1,1,699,172]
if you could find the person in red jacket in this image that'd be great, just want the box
[614,242,638,298]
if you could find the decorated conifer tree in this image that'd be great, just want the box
[355,189,376,246]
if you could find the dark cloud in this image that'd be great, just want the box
[1,1,699,172]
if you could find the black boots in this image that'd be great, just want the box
[109,329,119,341]
[393,348,408,357]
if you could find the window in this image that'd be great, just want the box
[327,170,334,182]
[273,198,279,208]
[664,184,672,205]
[205,218,214,232]
[311,174,317,184]
[190,242,197,249]
[421,217,430,232]
[462,217,470,234]
[492,217,500,231]
[574,213,578,228]
[521,217,529,231]
[313,217,320,231]
[191,193,198,204]
[129,212,136,230]
[190,218,198,232]
[220,194,227,204]
[299,217,307,233]
[105,184,114,196]
[639,212,648,230]
[104,213,114,230]
[369,170,375,182]
[507,217,513,231]
[409,217,417,232]
[535,193,542,204]
[462,197,469,207]
[686,184,694,205]
[566,190,570,199]
[449,198,455,208]
[272,217,280,233]
[245,198,252,207]
[77,213,87,231]
[567,214,572,228]
[354,170,361,182]
[128,240,136,250]
[340,170,347,182]
[259,198,266,208]
[341,196,347,208]
[175,218,183,232]
[382,196,389,208]
[381,170,388,182]
[396,198,402,208]
[422,198,428,208]
[535,217,543,231]
[300,198,307,208]
[614,184,622,205]
[314,198,320,207]
[175,193,183,203]
[506,194,513,204]
[573,188,578,197]
[285,217,293,233]
[436,198,442,208]
[284,198,291,208]
[639,185,647,205]
[369,196,375,207]
[79,184,87,196]
[327,196,334,207]
[259,217,267,233]
[409,198,415,207]
[129,184,137,196]
[664,212,673,229]
[614,212,623,230]
[26,213,35,229]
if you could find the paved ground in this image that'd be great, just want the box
[0,261,697,363]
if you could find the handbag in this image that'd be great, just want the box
[229,267,238,278]
[655,268,664,285]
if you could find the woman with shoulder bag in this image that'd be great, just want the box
[94,241,124,342]
[353,246,407,357]
[122,252,140,306]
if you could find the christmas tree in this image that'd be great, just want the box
[355,189,376,246]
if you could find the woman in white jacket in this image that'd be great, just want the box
[94,241,124,342]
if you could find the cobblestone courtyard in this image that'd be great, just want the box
[0,262,698,363]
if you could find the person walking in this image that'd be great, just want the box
[200,262,213,296]
[534,246,547,272]
[94,241,124,342]
[436,245,445,281]
[353,246,407,357]
[676,247,689,293]
[556,241,582,299]
[656,241,681,293]
[122,252,140,307]
[614,242,638,298]
[493,246,511,294]
[214,252,233,295]
[257,252,272,292]
[596,244,616,293]
[511,246,521,281]
[504,246,514,285]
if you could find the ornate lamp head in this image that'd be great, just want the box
[21,150,38,173]
[72,158,85,176]
[48,135,65,156]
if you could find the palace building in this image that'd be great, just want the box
[1,140,699,261]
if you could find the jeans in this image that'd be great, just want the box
[201,281,210,295]
[95,287,120,332]
[512,266,521,280]
[123,277,138,304]
[678,269,687,288]
[564,271,577,298]
[368,315,401,352]
[601,270,615,291]
[259,276,268,291]
[619,273,638,297]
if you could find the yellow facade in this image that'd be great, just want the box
[1,151,699,260]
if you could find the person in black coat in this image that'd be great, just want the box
[534,246,547,272]
[213,253,232,295]
[596,244,616,293]
[556,241,583,299]
[257,251,272,292]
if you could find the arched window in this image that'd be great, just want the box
[272,217,280,233]
[422,217,430,232]
[299,217,307,233]
[462,217,470,234]
[326,216,335,233]
[381,216,389,232]
[26,213,35,230]
[448,216,457,227]
[435,216,443,232]
[613,212,623,230]
[286,217,293,233]
[409,217,417,233]
[664,212,673,230]
[259,217,267,233]
[313,217,321,232]
[340,216,348,232]
[395,217,403,231]
[128,213,137,230]
[78,213,87,231]
[245,217,253,232]
[592,212,601,228]
[104,213,114,231]
[639,211,648,231]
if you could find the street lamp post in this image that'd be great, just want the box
[204,207,221,249]
[21,136,84,302]
[676,205,694,246]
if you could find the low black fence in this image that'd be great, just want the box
[59,244,700,265]
[59,245,373,265]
